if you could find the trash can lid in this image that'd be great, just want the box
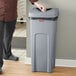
[29,8,59,18]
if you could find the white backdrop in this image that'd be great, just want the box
[17,0,26,22]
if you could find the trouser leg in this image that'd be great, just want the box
[3,21,16,58]
[0,21,4,68]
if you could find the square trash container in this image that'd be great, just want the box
[29,8,59,72]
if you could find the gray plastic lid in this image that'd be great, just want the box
[29,8,59,18]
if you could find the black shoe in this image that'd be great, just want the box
[0,68,2,74]
[4,55,19,61]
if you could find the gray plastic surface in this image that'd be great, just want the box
[29,8,59,72]
[29,8,59,18]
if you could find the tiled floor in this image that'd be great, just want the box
[12,22,27,63]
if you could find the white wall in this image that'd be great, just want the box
[40,0,76,59]
[17,0,26,21]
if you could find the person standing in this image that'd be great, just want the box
[0,0,46,74]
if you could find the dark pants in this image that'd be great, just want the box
[0,21,16,68]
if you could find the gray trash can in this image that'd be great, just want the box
[29,8,59,72]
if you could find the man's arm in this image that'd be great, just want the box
[29,0,46,12]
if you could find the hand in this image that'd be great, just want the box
[34,2,46,12]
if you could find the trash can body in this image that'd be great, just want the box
[29,8,59,72]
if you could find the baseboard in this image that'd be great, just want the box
[25,57,31,64]
[25,58,76,67]
[56,59,76,67]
